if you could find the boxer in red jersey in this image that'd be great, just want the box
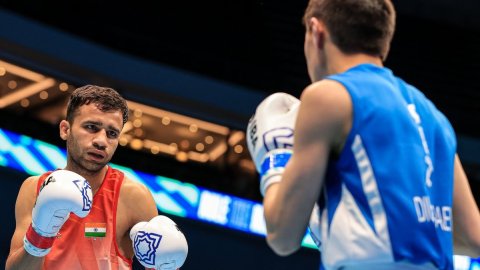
[6,85,188,270]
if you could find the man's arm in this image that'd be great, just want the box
[263,80,352,256]
[7,170,92,269]
[119,178,159,257]
[124,178,159,226]
[5,177,43,270]
[452,155,480,257]
[122,178,188,269]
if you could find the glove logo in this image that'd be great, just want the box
[39,176,56,193]
[73,180,93,211]
[263,127,294,152]
[247,116,258,150]
[133,231,163,266]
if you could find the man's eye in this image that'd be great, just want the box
[85,124,98,131]
[108,131,119,138]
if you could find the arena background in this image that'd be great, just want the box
[0,0,479,269]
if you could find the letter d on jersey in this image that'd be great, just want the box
[413,196,452,232]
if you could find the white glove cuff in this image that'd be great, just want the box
[259,149,293,196]
[24,237,51,257]
[260,172,283,196]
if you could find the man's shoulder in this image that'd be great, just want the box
[302,79,348,100]
[17,175,43,198]
[118,177,152,202]
[25,175,41,182]
[308,79,346,90]
[301,79,351,113]
[118,176,158,223]
[23,175,42,188]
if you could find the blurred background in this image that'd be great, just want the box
[0,0,479,269]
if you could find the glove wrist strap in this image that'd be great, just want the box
[260,149,292,196]
[24,224,55,257]
[260,149,292,175]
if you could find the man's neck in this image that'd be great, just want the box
[325,43,383,76]
[328,53,383,76]
[64,164,109,194]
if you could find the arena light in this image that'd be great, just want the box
[0,60,45,81]
[0,59,71,112]
[0,78,56,108]
[123,100,232,163]
[127,100,229,135]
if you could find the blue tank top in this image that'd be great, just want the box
[315,64,456,270]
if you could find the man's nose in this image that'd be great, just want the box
[92,130,107,150]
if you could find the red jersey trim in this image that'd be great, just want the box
[109,167,133,266]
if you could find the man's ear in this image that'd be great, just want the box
[309,17,325,49]
[59,120,70,141]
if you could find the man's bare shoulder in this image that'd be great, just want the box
[19,175,41,195]
[298,79,353,150]
[15,175,42,216]
[119,177,152,201]
[119,177,158,223]
[300,79,351,120]
[24,175,40,184]
[302,79,348,101]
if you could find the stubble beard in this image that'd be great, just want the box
[70,153,106,174]
[66,137,109,175]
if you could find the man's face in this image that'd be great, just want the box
[63,103,123,173]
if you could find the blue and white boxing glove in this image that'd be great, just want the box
[246,92,300,196]
[24,169,93,257]
[130,215,188,270]
[247,93,323,249]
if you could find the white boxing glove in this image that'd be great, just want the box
[24,169,93,257]
[246,92,300,196]
[130,215,188,270]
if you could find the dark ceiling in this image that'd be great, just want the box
[1,0,480,137]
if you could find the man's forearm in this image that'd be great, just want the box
[5,248,44,270]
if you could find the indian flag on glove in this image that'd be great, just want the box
[85,223,106,238]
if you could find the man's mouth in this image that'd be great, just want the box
[87,151,105,160]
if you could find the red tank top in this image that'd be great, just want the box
[36,166,133,270]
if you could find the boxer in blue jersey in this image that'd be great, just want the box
[246,0,480,269]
